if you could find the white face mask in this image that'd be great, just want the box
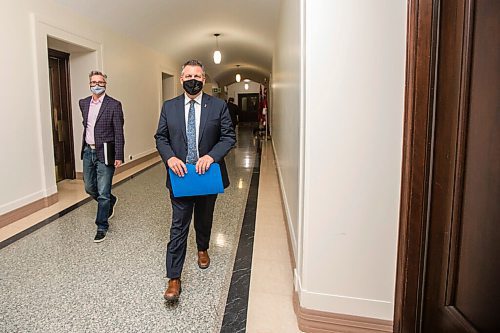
[90,86,105,95]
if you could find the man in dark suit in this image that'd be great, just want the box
[80,70,125,243]
[155,60,236,301]
[227,97,240,129]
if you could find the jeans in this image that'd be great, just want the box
[83,146,116,231]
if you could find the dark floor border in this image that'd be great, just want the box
[220,141,262,333]
[0,160,161,250]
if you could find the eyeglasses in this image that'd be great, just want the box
[90,81,106,87]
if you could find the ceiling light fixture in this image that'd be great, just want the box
[213,33,221,64]
[235,64,241,82]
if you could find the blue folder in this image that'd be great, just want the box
[168,163,224,197]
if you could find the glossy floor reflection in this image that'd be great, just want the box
[0,125,301,333]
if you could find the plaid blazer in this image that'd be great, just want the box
[79,94,125,163]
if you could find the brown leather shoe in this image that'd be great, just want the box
[164,278,181,301]
[197,250,210,269]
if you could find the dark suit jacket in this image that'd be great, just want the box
[227,102,240,128]
[79,94,125,163]
[155,93,236,190]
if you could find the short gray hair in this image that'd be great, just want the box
[181,60,205,76]
[88,70,107,81]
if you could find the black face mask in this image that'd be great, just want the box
[183,79,203,95]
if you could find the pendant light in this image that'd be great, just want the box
[235,64,241,82]
[213,33,221,64]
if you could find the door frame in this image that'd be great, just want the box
[237,93,259,122]
[396,0,493,330]
[394,0,440,331]
[48,48,76,181]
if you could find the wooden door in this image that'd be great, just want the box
[48,49,75,182]
[238,93,259,122]
[395,1,499,332]
[422,0,499,331]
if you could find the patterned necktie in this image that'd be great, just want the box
[186,100,198,164]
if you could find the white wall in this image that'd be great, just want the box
[272,0,407,321]
[0,0,177,214]
[227,81,261,104]
[202,75,217,96]
[272,0,302,264]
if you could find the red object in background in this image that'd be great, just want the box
[258,85,268,127]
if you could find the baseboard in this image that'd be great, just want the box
[270,138,394,333]
[294,293,393,333]
[270,140,298,270]
[75,151,159,180]
[2,151,160,229]
[118,151,160,174]
[0,193,58,229]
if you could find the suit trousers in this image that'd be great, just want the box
[166,193,218,278]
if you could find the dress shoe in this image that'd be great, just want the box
[164,278,181,301]
[197,250,210,269]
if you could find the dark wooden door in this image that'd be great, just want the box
[48,49,75,182]
[422,1,500,331]
[395,1,499,332]
[238,93,259,122]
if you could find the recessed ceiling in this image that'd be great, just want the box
[54,0,282,87]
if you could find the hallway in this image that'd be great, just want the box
[1,1,410,331]
[0,127,300,333]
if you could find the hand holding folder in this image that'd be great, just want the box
[168,163,224,197]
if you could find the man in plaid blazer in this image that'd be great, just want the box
[80,70,125,243]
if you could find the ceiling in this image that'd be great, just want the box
[55,0,282,87]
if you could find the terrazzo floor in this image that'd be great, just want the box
[0,128,258,333]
